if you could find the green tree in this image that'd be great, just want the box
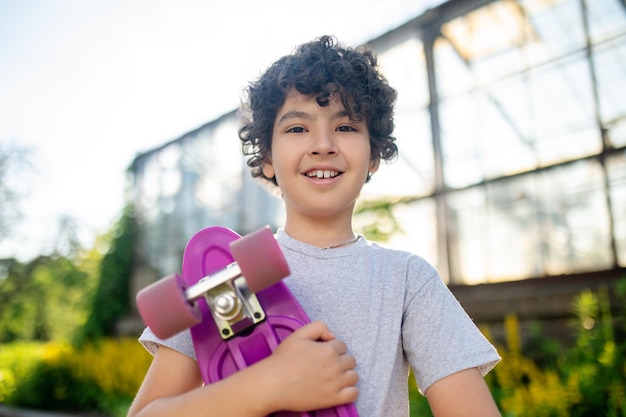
[0,254,95,343]
[77,205,136,343]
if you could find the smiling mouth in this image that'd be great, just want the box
[305,170,341,179]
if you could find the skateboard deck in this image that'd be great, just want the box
[137,226,359,417]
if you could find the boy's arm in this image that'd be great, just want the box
[127,320,358,417]
[425,367,501,417]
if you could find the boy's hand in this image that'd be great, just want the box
[261,320,358,412]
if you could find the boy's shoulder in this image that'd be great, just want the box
[363,238,439,275]
[365,237,429,261]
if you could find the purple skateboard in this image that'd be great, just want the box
[136,226,359,417]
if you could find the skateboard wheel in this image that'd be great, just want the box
[229,226,290,293]
[136,273,202,339]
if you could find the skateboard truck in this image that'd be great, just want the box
[136,226,291,341]
[186,263,265,339]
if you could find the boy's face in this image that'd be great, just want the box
[262,89,379,221]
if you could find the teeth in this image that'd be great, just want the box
[307,170,338,178]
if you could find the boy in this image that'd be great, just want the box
[128,35,501,417]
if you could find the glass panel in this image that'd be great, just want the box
[194,119,243,213]
[445,161,613,283]
[439,84,542,189]
[480,74,539,177]
[587,0,626,44]
[486,175,544,281]
[436,0,588,95]
[538,160,613,275]
[436,3,602,190]
[365,109,434,198]
[434,36,476,99]
[441,0,531,84]
[594,35,626,147]
[447,176,544,284]
[439,93,484,188]
[439,55,606,189]
[607,151,626,267]
[439,76,540,186]
[389,198,439,274]
[447,187,490,284]
[136,142,194,275]
[521,0,585,66]
[378,38,429,109]
[367,38,434,198]
[137,143,183,221]
[530,52,602,164]
[608,117,626,148]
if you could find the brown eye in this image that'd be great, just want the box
[337,125,357,132]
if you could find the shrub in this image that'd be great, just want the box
[484,281,626,417]
[487,314,582,417]
[1,338,151,416]
[0,342,43,402]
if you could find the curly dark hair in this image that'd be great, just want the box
[238,35,398,187]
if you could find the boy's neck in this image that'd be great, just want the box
[283,215,356,249]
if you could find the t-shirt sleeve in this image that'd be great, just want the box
[138,327,197,361]
[402,260,500,394]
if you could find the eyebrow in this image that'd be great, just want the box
[276,109,351,125]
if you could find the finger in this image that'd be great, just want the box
[339,353,357,371]
[326,339,348,355]
[337,385,359,405]
[296,320,336,342]
[337,369,359,396]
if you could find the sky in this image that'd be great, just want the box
[0,0,434,261]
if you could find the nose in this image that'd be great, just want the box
[309,129,338,156]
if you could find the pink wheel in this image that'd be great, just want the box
[229,226,290,293]
[136,273,202,339]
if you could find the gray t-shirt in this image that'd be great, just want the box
[140,229,500,416]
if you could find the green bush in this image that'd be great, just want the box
[565,284,626,417]
[484,280,626,417]
[10,360,102,412]
[0,342,43,402]
[0,338,151,417]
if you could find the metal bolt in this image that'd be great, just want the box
[215,293,237,316]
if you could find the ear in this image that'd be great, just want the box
[369,155,380,175]
[261,158,275,179]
